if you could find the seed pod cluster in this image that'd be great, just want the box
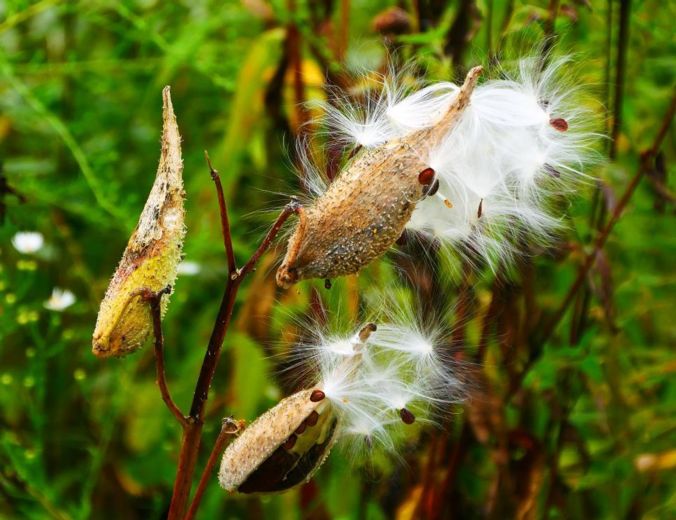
[92,87,185,357]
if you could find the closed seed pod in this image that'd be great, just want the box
[218,388,338,493]
[92,87,185,357]
[276,67,482,288]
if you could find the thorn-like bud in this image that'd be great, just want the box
[92,87,185,357]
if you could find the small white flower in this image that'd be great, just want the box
[12,232,44,254]
[44,288,76,311]
[177,260,201,276]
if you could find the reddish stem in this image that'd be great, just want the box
[138,286,187,427]
[166,200,301,519]
[205,151,236,275]
[184,418,245,520]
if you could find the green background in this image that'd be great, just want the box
[0,1,674,518]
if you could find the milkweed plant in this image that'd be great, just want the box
[92,52,599,517]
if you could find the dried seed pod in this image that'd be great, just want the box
[276,67,482,288]
[92,87,185,357]
[218,388,338,493]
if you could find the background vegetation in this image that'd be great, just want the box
[1,0,674,518]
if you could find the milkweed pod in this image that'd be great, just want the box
[276,67,483,288]
[218,388,338,493]
[92,87,185,357]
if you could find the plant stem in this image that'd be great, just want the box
[184,418,245,520]
[166,194,301,519]
[145,287,188,427]
[205,151,236,275]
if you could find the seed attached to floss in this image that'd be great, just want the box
[549,117,569,132]
[310,389,326,402]
[399,408,416,425]
[418,167,435,186]
[92,87,185,357]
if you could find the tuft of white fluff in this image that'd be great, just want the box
[306,56,599,269]
[289,315,466,454]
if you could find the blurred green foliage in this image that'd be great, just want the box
[0,1,674,519]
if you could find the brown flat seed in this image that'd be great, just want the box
[295,421,307,435]
[477,199,483,219]
[310,390,325,402]
[443,198,453,209]
[283,435,297,450]
[426,179,440,196]
[550,118,568,132]
[306,411,319,426]
[418,167,435,185]
[399,408,416,424]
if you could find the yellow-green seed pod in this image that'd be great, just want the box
[92,87,185,357]
[219,388,338,493]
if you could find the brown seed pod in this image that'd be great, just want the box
[276,67,482,288]
[218,388,338,493]
[92,87,185,357]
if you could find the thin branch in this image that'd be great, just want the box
[609,0,631,160]
[140,286,188,427]
[184,418,245,520]
[205,151,236,275]
[237,199,302,279]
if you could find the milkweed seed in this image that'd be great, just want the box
[310,390,326,402]
[306,411,320,426]
[418,167,435,186]
[399,408,416,424]
[549,118,568,132]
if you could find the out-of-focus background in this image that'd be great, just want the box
[1,1,674,518]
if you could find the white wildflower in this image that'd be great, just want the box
[44,288,76,311]
[12,232,44,254]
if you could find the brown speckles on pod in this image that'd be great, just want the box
[399,408,416,424]
[550,117,568,132]
[310,390,325,402]
[418,167,435,186]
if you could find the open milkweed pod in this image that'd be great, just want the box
[92,87,185,357]
[276,66,483,288]
[219,317,467,493]
[218,388,338,493]
[277,55,599,286]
